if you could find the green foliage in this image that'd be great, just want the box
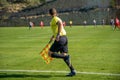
[0,0,46,6]
[0,0,9,6]
[116,9,120,19]
[110,0,115,8]
[6,0,45,3]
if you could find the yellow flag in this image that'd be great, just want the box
[40,43,53,64]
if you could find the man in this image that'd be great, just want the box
[29,21,33,30]
[93,19,96,27]
[69,20,72,27]
[114,17,120,30]
[102,19,105,27]
[110,18,115,30]
[40,21,44,29]
[83,20,87,27]
[48,8,76,76]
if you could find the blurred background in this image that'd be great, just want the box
[0,0,120,27]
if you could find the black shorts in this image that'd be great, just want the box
[50,36,68,53]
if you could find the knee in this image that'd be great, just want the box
[48,51,53,57]
[61,53,68,56]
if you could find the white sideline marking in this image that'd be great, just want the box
[0,70,120,76]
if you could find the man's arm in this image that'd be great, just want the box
[56,21,62,41]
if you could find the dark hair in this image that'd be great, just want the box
[49,8,57,15]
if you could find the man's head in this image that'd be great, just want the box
[49,8,57,16]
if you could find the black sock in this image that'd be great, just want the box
[51,53,75,72]
[51,53,65,59]
[64,56,75,72]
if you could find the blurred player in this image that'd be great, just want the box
[102,19,105,27]
[40,21,44,29]
[63,21,66,27]
[83,20,87,27]
[110,18,115,30]
[93,19,96,27]
[29,21,34,30]
[114,17,120,30]
[69,20,72,27]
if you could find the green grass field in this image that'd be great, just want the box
[0,26,120,80]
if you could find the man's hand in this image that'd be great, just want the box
[56,34,60,41]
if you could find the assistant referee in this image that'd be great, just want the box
[48,8,76,76]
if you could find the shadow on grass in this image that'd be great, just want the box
[0,73,66,78]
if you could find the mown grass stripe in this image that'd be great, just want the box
[0,70,120,76]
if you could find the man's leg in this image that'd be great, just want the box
[114,26,116,30]
[49,51,68,59]
[63,53,76,76]
[49,51,76,76]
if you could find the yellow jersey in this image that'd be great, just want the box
[50,16,66,37]
[69,21,72,24]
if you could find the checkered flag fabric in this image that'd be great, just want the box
[40,43,53,64]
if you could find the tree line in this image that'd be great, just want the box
[0,0,46,6]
